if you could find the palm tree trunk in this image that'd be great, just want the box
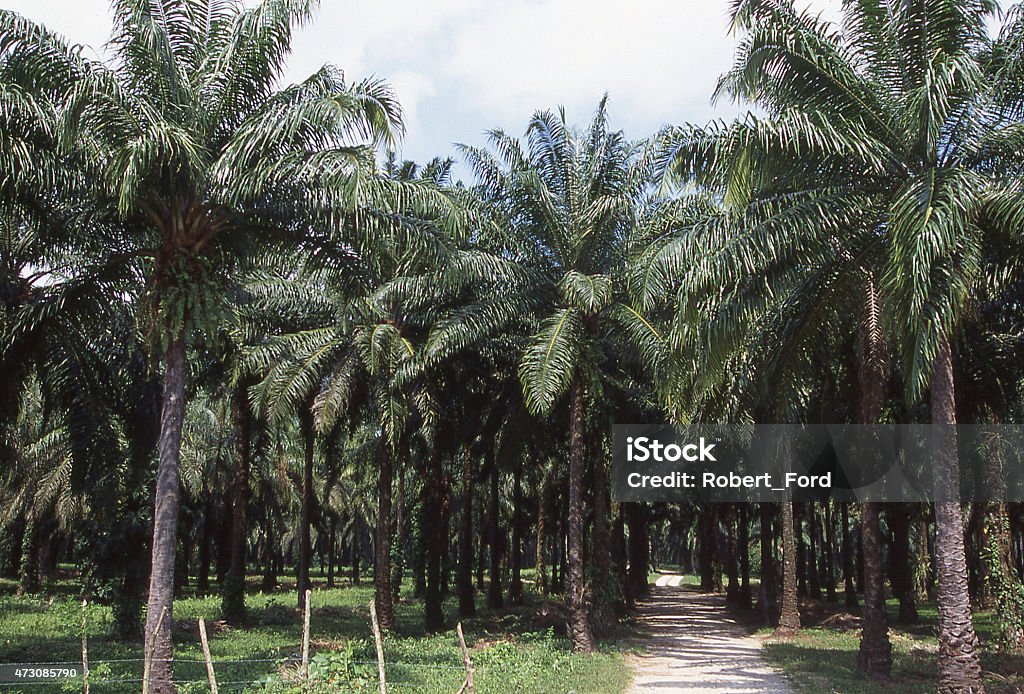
[968,504,986,605]
[567,376,595,652]
[261,523,277,592]
[144,334,187,693]
[536,468,550,595]
[855,276,892,677]
[914,507,932,601]
[981,422,1024,654]
[725,505,740,604]
[588,452,615,634]
[424,447,445,631]
[440,475,452,597]
[841,502,858,608]
[352,523,361,586]
[487,459,503,609]
[327,516,336,588]
[3,516,24,580]
[18,518,40,595]
[739,504,752,610]
[197,495,213,595]
[795,503,807,597]
[931,338,984,692]
[772,421,800,637]
[889,503,918,624]
[224,387,251,623]
[612,507,629,609]
[759,503,777,625]
[823,501,837,602]
[699,506,717,591]
[391,459,406,599]
[509,462,525,606]
[475,502,486,591]
[458,444,476,617]
[858,501,891,674]
[375,444,395,631]
[413,477,427,598]
[1011,506,1023,581]
[775,498,800,636]
[555,498,568,594]
[215,500,232,583]
[985,499,1024,653]
[626,503,649,600]
[297,408,314,609]
[807,503,821,600]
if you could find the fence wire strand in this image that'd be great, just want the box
[0,655,484,692]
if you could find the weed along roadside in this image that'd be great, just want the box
[0,583,630,693]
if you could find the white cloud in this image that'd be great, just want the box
[1,0,843,169]
[386,70,437,143]
[443,0,741,128]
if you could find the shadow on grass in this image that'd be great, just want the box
[763,638,936,694]
[756,595,1024,694]
[1,575,631,694]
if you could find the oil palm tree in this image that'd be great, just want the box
[0,379,82,594]
[447,98,667,651]
[247,158,458,629]
[0,0,456,687]
[654,0,1024,687]
[249,282,414,632]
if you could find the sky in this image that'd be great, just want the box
[0,0,840,174]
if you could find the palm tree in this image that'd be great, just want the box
[653,0,1024,687]
[177,390,234,593]
[0,1,424,687]
[248,160,459,629]
[0,380,81,594]
[957,281,1024,653]
[448,98,666,651]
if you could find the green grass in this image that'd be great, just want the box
[758,597,1024,694]
[0,573,630,693]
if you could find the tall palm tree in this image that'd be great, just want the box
[0,1,437,687]
[448,98,666,651]
[248,158,459,629]
[654,0,1024,687]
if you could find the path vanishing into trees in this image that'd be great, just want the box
[628,578,793,693]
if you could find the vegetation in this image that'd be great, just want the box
[761,599,1024,694]
[2,0,1024,693]
[0,572,629,692]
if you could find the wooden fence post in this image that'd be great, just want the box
[301,589,312,688]
[456,622,474,694]
[368,600,387,694]
[81,599,89,694]
[198,618,218,694]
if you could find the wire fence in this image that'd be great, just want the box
[0,657,475,692]
[0,592,478,694]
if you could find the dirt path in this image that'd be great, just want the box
[627,581,793,693]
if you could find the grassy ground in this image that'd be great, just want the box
[0,572,631,693]
[646,568,702,587]
[759,597,1024,694]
